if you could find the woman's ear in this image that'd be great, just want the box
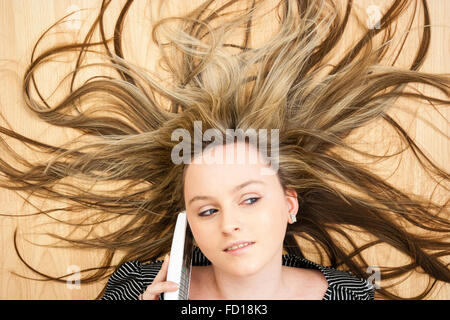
[285,188,299,223]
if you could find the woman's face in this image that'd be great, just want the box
[183,141,298,277]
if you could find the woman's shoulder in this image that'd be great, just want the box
[319,265,375,300]
[283,255,376,300]
[100,259,163,300]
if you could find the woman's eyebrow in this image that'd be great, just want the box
[188,179,265,205]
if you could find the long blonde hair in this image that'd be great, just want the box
[0,0,448,300]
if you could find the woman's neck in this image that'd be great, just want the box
[200,254,290,300]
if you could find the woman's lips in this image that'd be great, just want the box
[224,242,255,255]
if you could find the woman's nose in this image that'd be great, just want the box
[219,208,242,234]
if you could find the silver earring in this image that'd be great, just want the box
[290,213,297,223]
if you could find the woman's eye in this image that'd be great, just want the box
[198,197,260,217]
[243,197,260,205]
[198,208,217,217]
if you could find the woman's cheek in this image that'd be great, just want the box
[258,209,278,228]
[193,225,215,249]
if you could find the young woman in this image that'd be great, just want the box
[101,140,374,300]
[0,0,448,300]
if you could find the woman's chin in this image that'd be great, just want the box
[217,260,262,277]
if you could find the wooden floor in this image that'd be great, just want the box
[0,0,448,299]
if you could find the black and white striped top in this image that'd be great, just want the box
[100,246,375,300]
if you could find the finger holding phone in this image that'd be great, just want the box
[139,254,179,300]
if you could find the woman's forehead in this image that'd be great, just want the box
[184,156,278,192]
[182,142,280,199]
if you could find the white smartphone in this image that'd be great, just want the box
[163,210,194,300]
